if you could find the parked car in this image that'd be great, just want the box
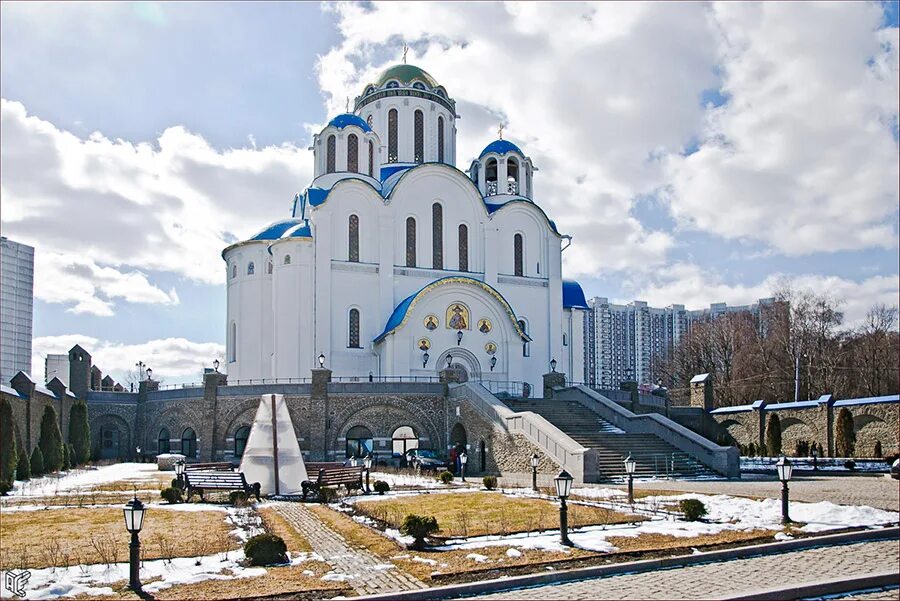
[891,458,899,480]
[405,449,449,472]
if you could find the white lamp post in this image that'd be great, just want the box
[554,470,574,546]
[624,454,637,504]
[776,455,794,524]
[811,445,819,471]
[530,453,540,491]
[123,496,147,591]
[349,455,357,468]
[460,452,468,481]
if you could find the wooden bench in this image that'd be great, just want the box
[184,462,234,472]
[301,466,364,500]
[184,470,261,502]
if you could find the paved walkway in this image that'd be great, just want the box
[471,540,899,600]
[272,501,426,596]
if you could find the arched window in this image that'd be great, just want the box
[348,214,360,262]
[181,427,197,459]
[231,264,237,279]
[514,233,524,276]
[392,426,419,456]
[348,308,361,348]
[368,140,374,176]
[518,319,530,357]
[157,428,170,455]
[266,261,273,274]
[432,203,443,270]
[366,113,373,126]
[388,109,398,163]
[563,333,568,346]
[326,135,336,173]
[406,217,417,267]
[346,425,373,458]
[283,254,291,265]
[507,158,519,194]
[234,426,250,458]
[347,133,359,173]
[247,262,255,275]
[437,116,445,163]
[458,224,468,272]
[229,322,237,362]
[485,158,498,195]
[414,110,424,164]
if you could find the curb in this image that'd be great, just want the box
[720,571,899,600]
[353,526,899,600]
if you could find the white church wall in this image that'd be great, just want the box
[271,238,315,379]
[361,99,455,165]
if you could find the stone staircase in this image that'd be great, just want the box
[502,398,719,480]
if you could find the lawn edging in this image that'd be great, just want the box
[718,571,899,600]
[351,526,900,600]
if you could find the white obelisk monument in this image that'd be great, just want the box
[239,394,308,496]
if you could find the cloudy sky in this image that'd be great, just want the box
[2,1,898,385]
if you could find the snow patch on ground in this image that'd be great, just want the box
[9,463,161,498]
[740,457,888,472]
[506,548,522,557]
[411,556,437,565]
[466,553,490,563]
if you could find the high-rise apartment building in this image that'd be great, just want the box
[0,237,35,385]
[45,353,69,386]
[583,296,774,388]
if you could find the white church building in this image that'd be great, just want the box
[223,62,589,393]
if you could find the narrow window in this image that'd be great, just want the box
[368,140,374,176]
[283,254,291,265]
[231,264,237,279]
[349,308,360,348]
[230,322,237,362]
[157,428,170,454]
[406,217,417,267]
[563,333,568,346]
[247,262,255,275]
[234,426,250,458]
[518,319,530,357]
[438,116,445,163]
[347,133,359,173]
[507,158,519,194]
[388,109,398,163]
[486,158,498,195]
[514,233,524,276]
[181,428,197,459]
[414,110,424,163]
[266,261,273,274]
[458,224,468,272]
[348,214,360,262]
[326,135,336,173]
[432,203,443,269]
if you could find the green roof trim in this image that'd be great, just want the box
[374,64,439,88]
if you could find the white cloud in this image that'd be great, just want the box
[664,2,899,255]
[31,335,224,384]
[1,99,311,314]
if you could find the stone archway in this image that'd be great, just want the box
[436,347,482,381]
[451,423,467,450]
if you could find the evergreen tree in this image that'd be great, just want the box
[68,402,91,466]
[30,446,44,476]
[835,407,856,457]
[0,398,17,485]
[765,413,782,456]
[62,443,70,471]
[38,405,64,472]
[16,437,31,481]
[67,444,77,469]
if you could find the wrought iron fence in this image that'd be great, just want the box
[478,380,529,399]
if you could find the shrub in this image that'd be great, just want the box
[482,475,498,490]
[160,487,182,504]
[319,487,339,504]
[30,446,45,476]
[0,481,11,495]
[373,480,390,495]
[229,490,248,506]
[438,471,454,484]
[843,460,856,471]
[38,405,64,472]
[873,440,882,459]
[0,399,16,486]
[61,443,71,471]
[835,408,855,458]
[15,436,30,481]
[747,442,756,457]
[244,533,287,566]
[67,444,76,469]
[400,514,439,550]
[68,402,91,466]
[794,440,809,457]
[765,414,782,457]
[679,498,708,522]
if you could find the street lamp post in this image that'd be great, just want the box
[423,351,430,369]
[123,496,147,591]
[213,359,220,373]
[776,456,794,524]
[624,454,636,504]
[146,368,152,381]
[811,446,819,471]
[554,470,574,546]
[550,358,557,373]
[135,446,141,463]
[460,452,467,481]
[446,355,453,369]
[174,459,185,489]
[530,453,539,491]
[490,356,497,372]
[349,455,357,468]
[318,353,326,368]
[457,331,463,346]
[364,454,373,493]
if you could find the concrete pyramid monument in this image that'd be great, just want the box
[239,394,308,496]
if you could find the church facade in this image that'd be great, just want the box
[223,63,589,392]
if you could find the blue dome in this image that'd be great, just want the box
[251,219,303,241]
[479,139,523,158]
[562,280,589,310]
[328,113,372,133]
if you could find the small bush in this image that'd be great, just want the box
[438,471,454,484]
[171,477,181,489]
[160,487,182,504]
[244,533,287,566]
[765,414,782,456]
[0,481,12,495]
[843,460,856,471]
[30,446,45,476]
[15,439,30,481]
[230,490,248,506]
[679,498,708,522]
[373,480,390,495]
[835,407,855,458]
[319,487,339,504]
[400,514,439,550]
[873,440,883,458]
[482,475,498,490]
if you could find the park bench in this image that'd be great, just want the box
[184,462,234,472]
[301,465,365,500]
[184,470,261,502]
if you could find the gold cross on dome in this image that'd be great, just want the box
[402,43,409,64]
[498,123,504,140]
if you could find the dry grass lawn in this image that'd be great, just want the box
[355,492,643,538]
[606,528,779,553]
[0,506,238,570]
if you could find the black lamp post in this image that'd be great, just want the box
[554,470,574,546]
[460,452,468,481]
[446,355,453,369]
[423,351,430,368]
[457,331,463,346]
[490,356,497,372]
[550,358,557,373]
[123,496,147,591]
[811,445,819,471]
[174,459,185,489]
[364,454,373,493]
[624,454,636,504]
[777,456,794,524]
[146,368,152,381]
[135,446,141,463]
[531,453,539,491]
[318,353,325,368]
[213,359,220,373]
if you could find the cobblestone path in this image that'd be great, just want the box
[472,540,899,600]
[272,501,426,596]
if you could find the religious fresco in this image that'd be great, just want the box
[423,314,439,330]
[477,318,492,333]
[485,341,497,355]
[418,338,431,351]
[446,303,470,330]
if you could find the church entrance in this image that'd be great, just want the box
[436,348,481,382]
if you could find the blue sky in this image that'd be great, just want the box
[1,2,897,384]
